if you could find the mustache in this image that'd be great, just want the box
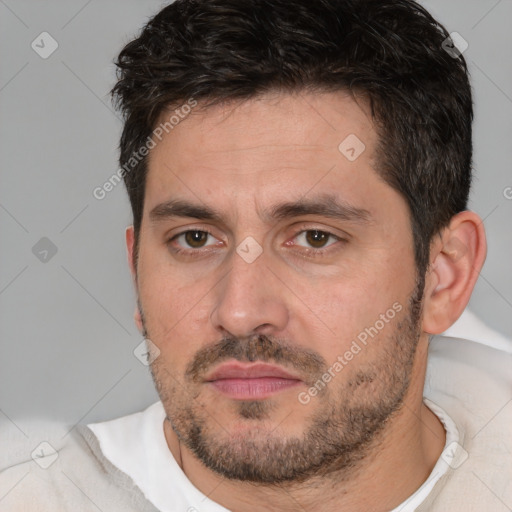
[185,334,327,385]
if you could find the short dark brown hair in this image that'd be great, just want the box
[112,0,473,274]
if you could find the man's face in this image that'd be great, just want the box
[132,91,425,483]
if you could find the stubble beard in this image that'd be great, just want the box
[143,277,425,485]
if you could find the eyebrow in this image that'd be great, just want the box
[150,199,223,224]
[266,194,373,225]
[149,193,373,226]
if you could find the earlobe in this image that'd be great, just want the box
[422,211,487,335]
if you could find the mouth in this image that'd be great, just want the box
[204,361,303,400]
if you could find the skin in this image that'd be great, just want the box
[125,91,487,511]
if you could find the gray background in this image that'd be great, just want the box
[0,0,511,434]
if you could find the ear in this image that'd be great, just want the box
[422,211,487,335]
[126,225,137,278]
[125,226,143,333]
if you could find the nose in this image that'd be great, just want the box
[210,244,289,339]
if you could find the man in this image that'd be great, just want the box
[1,0,510,510]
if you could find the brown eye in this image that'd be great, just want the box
[168,229,222,258]
[183,230,209,248]
[304,230,331,248]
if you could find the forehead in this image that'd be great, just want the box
[150,90,375,161]
[143,91,400,224]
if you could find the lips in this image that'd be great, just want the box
[204,361,302,382]
[204,362,303,400]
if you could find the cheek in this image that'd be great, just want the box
[137,268,215,363]
[137,269,186,338]
[299,263,411,357]
[138,245,201,317]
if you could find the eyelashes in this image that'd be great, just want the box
[168,227,347,259]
